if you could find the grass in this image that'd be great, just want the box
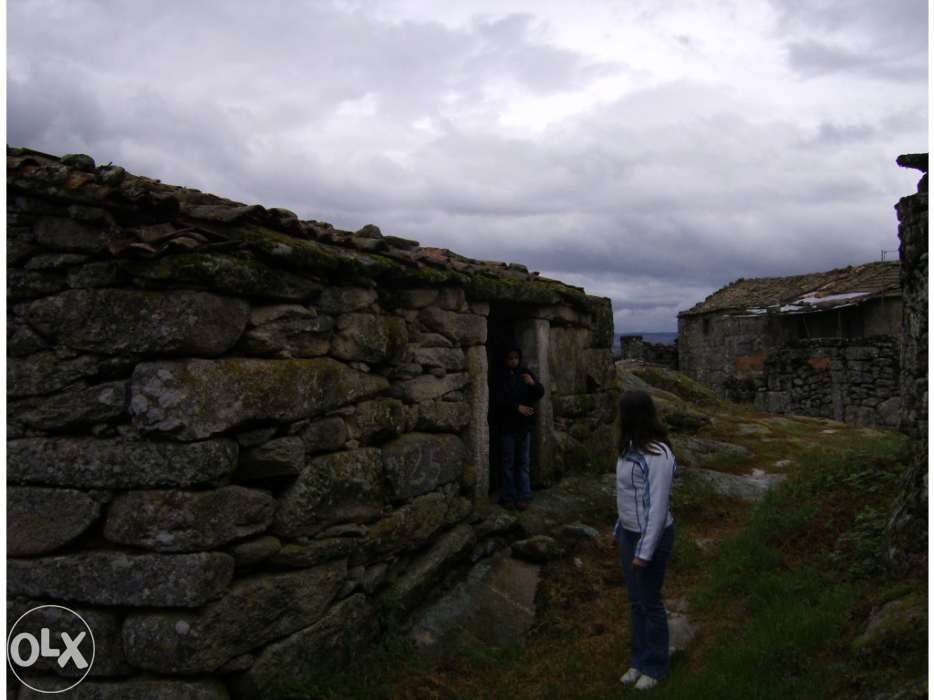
[282,400,923,700]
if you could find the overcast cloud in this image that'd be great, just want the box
[8,0,927,331]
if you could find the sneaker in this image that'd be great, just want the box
[634,675,658,691]
[498,500,516,510]
[619,668,641,685]
[516,500,530,511]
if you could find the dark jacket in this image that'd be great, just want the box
[493,365,545,433]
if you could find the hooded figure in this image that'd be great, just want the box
[492,346,545,509]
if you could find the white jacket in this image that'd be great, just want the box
[614,442,676,561]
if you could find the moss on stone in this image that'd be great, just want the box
[632,366,723,407]
[125,252,321,300]
[852,591,927,655]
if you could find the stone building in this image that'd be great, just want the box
[677,261,902,421]
[6,147,616,697]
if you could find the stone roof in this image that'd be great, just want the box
[679,261,901,318]
[7,147,608,316]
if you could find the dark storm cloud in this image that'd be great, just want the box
[6,1,927,331]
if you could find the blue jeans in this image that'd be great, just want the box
[618,524,675,680]
[499,431,532,502]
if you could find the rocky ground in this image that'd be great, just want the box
[288,361,926,699]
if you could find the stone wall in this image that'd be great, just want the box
[679,302,902,408]
[755,336,900,426]
[885,154,928,571]
[678,314,782,391]
[6,148,615,697]
[618,335,678,369]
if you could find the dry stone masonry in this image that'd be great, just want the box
[755,336,900,426]
[6,146,616,698]
[885,153,928,571]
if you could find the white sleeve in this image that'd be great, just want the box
[634,445,674,561]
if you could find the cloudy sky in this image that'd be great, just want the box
[8,0,928,331]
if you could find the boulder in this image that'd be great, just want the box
[852,592,926,656]
[6,600,133,677]
[8,320,50,357]
[414,401,471,432]
[676,467,785,502]
[235,594,378,699]
[560,523,601,542]
[474,512,519,539]
[25,289,249,356]
[387,524,476,611]
[123,561,346,673]
[125,253,322,301]
[273,449,384,537]
[8,552,234,607]
[416,332,453,348]
[8,269,67,300]
[7,438,238,488]
[393,372,471,404]
[318,287,378,314]
[242,305,333,358]
[8,352,133,399]
[8,488,102,556]
[672,436,752,468]
[228,536,282,568]
[511,535,565,563]
[238,437,305,479]
[366,492,450,554]
[12,380,128,431]
[351,399,407,444]
[270,539,358,568]
[297,416,348,455]
[130,358,388,440]
[104,486,276,552]
[417,308,486,346]
[382,433,466,502]
[34,216,108,254]
[331,314,408,364]
[409,551,539,651]
[411,346,467,371]
[663,409,712,434]
[668,611,698,654]
[397,289,438,309]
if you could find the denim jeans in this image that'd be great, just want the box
[499,431,532,502]
[618,524,675,680]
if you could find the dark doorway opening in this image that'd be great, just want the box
[486,303,528,501]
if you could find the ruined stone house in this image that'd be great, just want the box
[677,261,903,424]
[6,147,617,697]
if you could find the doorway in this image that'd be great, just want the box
[485,304,553,501]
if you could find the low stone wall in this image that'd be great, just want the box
[618,335,678,369]
[755,336,900,426]
[6,148,615,698]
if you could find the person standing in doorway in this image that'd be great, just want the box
[493,346,545,511]
[612,390,676,691]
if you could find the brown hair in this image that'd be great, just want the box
[617,390,671,456]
